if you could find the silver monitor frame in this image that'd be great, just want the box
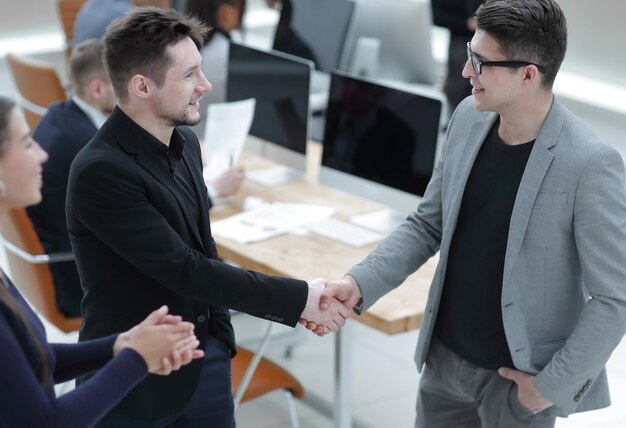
[340,0,437,85]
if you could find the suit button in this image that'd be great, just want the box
[278,317,285,323]
[196,314,207,323]
[264,314,271,320]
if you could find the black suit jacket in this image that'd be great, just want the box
[66,107,308,418]
[27,99,97,317]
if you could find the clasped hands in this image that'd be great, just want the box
[114,305,205,375]
[298,275,363,336]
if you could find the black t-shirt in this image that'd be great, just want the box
[434,122,534,369]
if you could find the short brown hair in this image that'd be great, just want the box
[68,38,107,99]
[102,6,209,102]
[476,0,567,89]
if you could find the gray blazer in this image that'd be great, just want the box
[349,96,626,416]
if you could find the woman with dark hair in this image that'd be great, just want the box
[0,96,204,427]
[186,0,246,45]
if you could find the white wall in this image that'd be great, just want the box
[0,0,60,36]
[559,0,626,88]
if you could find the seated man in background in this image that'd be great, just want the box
[27,38,115,317]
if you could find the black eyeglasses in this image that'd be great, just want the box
[466,43,546,75]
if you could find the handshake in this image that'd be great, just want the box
[298,276,363,336]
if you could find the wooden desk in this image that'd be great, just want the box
[211,150,438,335]
[210,147,437,428]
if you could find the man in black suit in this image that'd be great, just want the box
[66,7,349,426]
[28,38,244,318]
[27,39,115,317]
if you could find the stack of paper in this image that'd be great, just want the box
[212,203,335,244]
[202,98,256,182]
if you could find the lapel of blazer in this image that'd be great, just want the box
[503,98,563,286]
[108,108,206,252]
[441,113,497,254]
[180,133,214,255]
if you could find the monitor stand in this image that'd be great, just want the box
[349,208,406,233]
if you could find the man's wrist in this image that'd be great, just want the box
[343,274,363,301]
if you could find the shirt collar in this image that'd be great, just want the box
[143,123,186,174]
[71,95,108,129]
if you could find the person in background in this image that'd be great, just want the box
[67,7,350,426]
[186,0,246,195]
[431,0,483,114]
[186,0,246,137]
[73,0,172,47]
[0,95,203,427]
[319,0,626,426]
[26,38,115,317]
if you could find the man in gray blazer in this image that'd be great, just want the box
[318,0,626,426]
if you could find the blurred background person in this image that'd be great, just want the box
[431,0,483,115]
[186,0,247,200]
[186,0,246,126]
[26,39,114,318]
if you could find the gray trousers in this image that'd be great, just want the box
[415,338,557,428]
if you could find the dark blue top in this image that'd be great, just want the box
[0,276,148,427]
[27,99,98,317]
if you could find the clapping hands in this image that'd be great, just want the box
[114,305,205,375]
[299,276,362,336]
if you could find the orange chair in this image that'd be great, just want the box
[0,208,80,333]
[57,0,86,54]
[6,53,67,130]
[232,323,304,428]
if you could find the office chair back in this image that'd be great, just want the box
[6,53,67,130]
[57,0,86,54]
[0,208,81,333]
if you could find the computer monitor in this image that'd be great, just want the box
[322,71,442,230]
[340,0,437,85]
[272,0,355,74]
[226,41,313,156]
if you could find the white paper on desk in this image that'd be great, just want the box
[212,203,335,244]
[202,98,256,181]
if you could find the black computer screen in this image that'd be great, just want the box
[272,0,355,73]
[322,72,442,197]
[226,42,313,155]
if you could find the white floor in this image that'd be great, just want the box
[228,316,626,428]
